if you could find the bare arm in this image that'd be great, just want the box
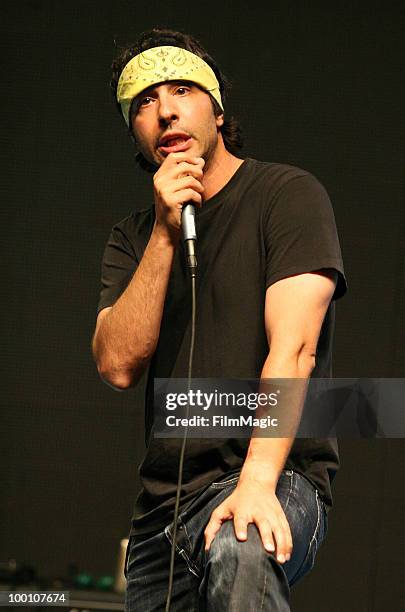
[92,225,177,390]
[239,269,338,484]
[92,153,205,390]
[204,269,338,561]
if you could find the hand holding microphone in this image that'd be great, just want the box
[152,153,204,275]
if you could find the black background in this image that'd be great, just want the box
[1,1,404,610]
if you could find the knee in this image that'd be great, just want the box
[208,521,266,569]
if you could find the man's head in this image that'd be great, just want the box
[110,28,243,171]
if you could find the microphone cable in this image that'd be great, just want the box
[165,240,197,612]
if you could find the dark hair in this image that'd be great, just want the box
[110,27,243,171]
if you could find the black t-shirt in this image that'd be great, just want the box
[97,158,347,535]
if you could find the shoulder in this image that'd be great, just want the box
[103,207,154,263]
[246,158,325,194]
[244,158,309,182]
[111,206,154,236]
[109,206,154,246]
[243,159,332,222]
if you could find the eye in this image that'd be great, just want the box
[175,86,190,95]
[139,96,153,107]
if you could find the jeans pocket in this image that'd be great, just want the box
[210,473,240,489]
[211,468,292,490]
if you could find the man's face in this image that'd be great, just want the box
[130,80,224,167]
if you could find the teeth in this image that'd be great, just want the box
[164,137,187,147]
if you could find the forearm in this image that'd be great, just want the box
[93,222,178,388]
[239,352,314,489]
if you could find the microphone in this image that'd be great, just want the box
[181,203,197,277]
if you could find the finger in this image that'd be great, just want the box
[175,188,203,207]
[256,518,275,553]
[165,163,204,182]
[174,161,204,180]
[154,160,204,196]
[233,516,249,541]
[204,512,224,551]
[279,515,293,557]
[167,153,205,168]
[273,520,288,563]
[172,176,204,194]
[276,508,293,558]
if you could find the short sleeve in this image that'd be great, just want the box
[96,223,138,315]
[264,173,347,300]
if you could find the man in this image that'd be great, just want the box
[92,27,347,611]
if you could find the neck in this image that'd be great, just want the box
[201,136,244,201]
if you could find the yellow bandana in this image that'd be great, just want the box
[116,45,224,126]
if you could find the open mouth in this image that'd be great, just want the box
[158,135,192,154]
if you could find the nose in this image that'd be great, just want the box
[157,93,179,126]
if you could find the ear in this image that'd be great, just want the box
[216,113,224,128]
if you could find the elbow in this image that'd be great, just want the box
[297,348,316,376]
[96,362,133,391]
[264,346,316,378]
[100,370,130,391]
[92,334,151,391]
[96,358,146,391]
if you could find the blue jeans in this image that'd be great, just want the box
[125,469,328,611]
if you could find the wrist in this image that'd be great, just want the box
[152,220,180,248]
[239,459,280,491]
